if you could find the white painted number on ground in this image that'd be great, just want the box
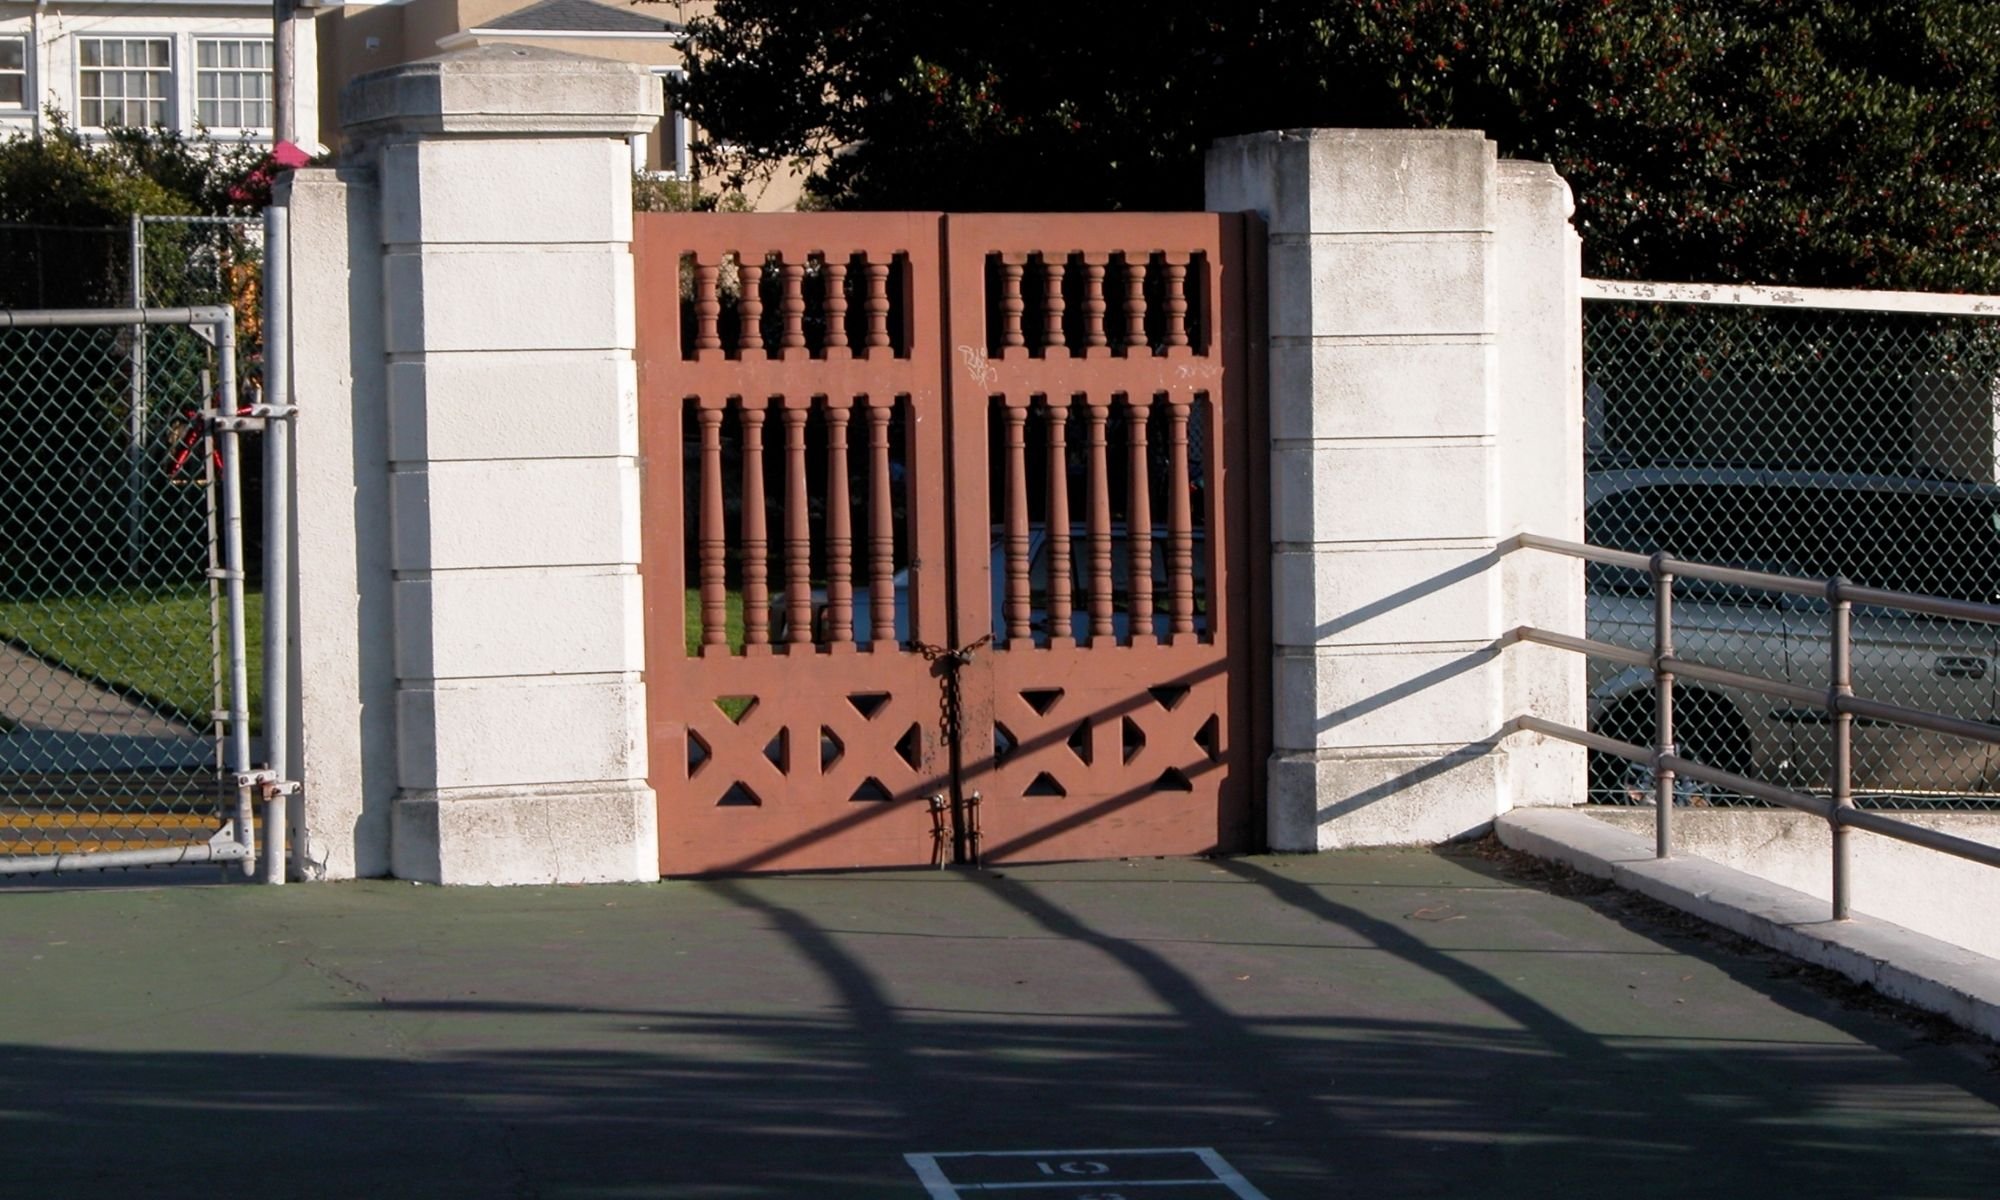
[904,1146,1272,1199]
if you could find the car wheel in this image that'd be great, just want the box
[1589,689,1751,807]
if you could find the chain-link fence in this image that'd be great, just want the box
[0,307,259,873]
[1583,283,2000,809]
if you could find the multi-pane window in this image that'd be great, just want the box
[196,39,271,129]
[78,37,171,128]
[0,37,26,109]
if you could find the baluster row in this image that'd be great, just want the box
[992,252,1198,356]
[693,396,904,653]
[998,393,1204,648]
[685,253,898,358]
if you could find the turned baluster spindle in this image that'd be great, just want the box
[740,405,770,647]
[826,404,854,645]
[737,256,766,354]
[864,260,891,350]
[695,261,722,352]
[698,406,727,648]
[1000,257,1026,349]
[1127,394,1155,642]
[784,404,813,645]
[780,258,807,352]
[1046,399,1074,643]
[824,258,850,352]
[1164,254,1189,349]
[1004,404,1032,643]
[1083,256,1108,349]
[1168,399,1196,636]
[867,401,897,646]
[1124,253,1148,353]
[1042,255,1067,355]
[1086,400,1114,641]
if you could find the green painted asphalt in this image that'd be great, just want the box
[4,848,1999,1199]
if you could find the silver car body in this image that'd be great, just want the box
[1586,467,2000,798]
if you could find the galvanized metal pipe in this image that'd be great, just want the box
[1514,532,2000,622]
[0,306,233,328]
[1511,625,1654,671]
[1830,581,1854,920]
[127,215,147,580]
[1652,553,1675,858]
[1511,536,2000,924]
[0,842,252,877]
[215,318,256,877]
[262,203,293,884]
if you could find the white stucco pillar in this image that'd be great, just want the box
[1207,129,1584,851]
[301,45,663,883]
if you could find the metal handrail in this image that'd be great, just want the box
[1507,532,2000,919]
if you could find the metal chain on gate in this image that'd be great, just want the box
[917,633,992,867]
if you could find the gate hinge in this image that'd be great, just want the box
[202,404,298,432]
[234,769,300,799]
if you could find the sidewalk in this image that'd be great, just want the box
[4,847,1999,1199]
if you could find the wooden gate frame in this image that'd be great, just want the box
[636,211,1266,875]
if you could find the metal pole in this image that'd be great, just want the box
[273,0,298,147]
[261,203,292,884]
[127,214,146,578]
[216,317,256,877]
[1652,552,1675,857]
[1830,578,1854,920]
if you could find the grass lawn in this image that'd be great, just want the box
[0,588,261,728]
[684,587,747,655]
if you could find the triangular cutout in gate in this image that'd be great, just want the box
[846,692,891,721]
[1021,688,1064,716]
[763,729,789,773]
[1153,767,1194,793]
[850,777,894,803]
[820,727,845,770]
[718,782,763,807]
[894,723,924,769]
[1122,716,1146,765]
[1065,721,1092,765]
[1195,714,1221,762]
[715,696,758,724]
[1148,684,1191,711]
[687,730,712,777]
[1025,771,1067,797]
[994,723,1017,763]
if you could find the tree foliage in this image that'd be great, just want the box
[0,114,267,226]
[677,0,2000,289]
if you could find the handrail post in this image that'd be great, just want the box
[1830,577,1854,920]
[1652,551,1675,858]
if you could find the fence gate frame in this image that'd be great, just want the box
[0,302,294,881]
[637,210,1267,875]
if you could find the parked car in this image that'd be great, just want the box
[1585,467,2000,803]
[775,524,1209,646]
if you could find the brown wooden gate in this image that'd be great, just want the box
[636,211,1263,875]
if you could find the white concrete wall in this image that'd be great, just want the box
[1590,808,2000,959]
[276,163,396,880]
[1207,130,1584,850]
[283,44,661,882]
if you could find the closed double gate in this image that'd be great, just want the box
[637,212,1263,874]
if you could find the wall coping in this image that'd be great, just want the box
[341,44,662,142]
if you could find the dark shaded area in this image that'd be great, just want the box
[3,852,1999,1198]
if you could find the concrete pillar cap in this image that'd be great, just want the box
[341,44,663,143]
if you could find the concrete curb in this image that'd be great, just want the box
[1497,806,2000,1042]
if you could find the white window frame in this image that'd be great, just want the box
[75,34,173,130]
[194,36,272,132]
[0,34,28,114]
[634,66,691,180]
